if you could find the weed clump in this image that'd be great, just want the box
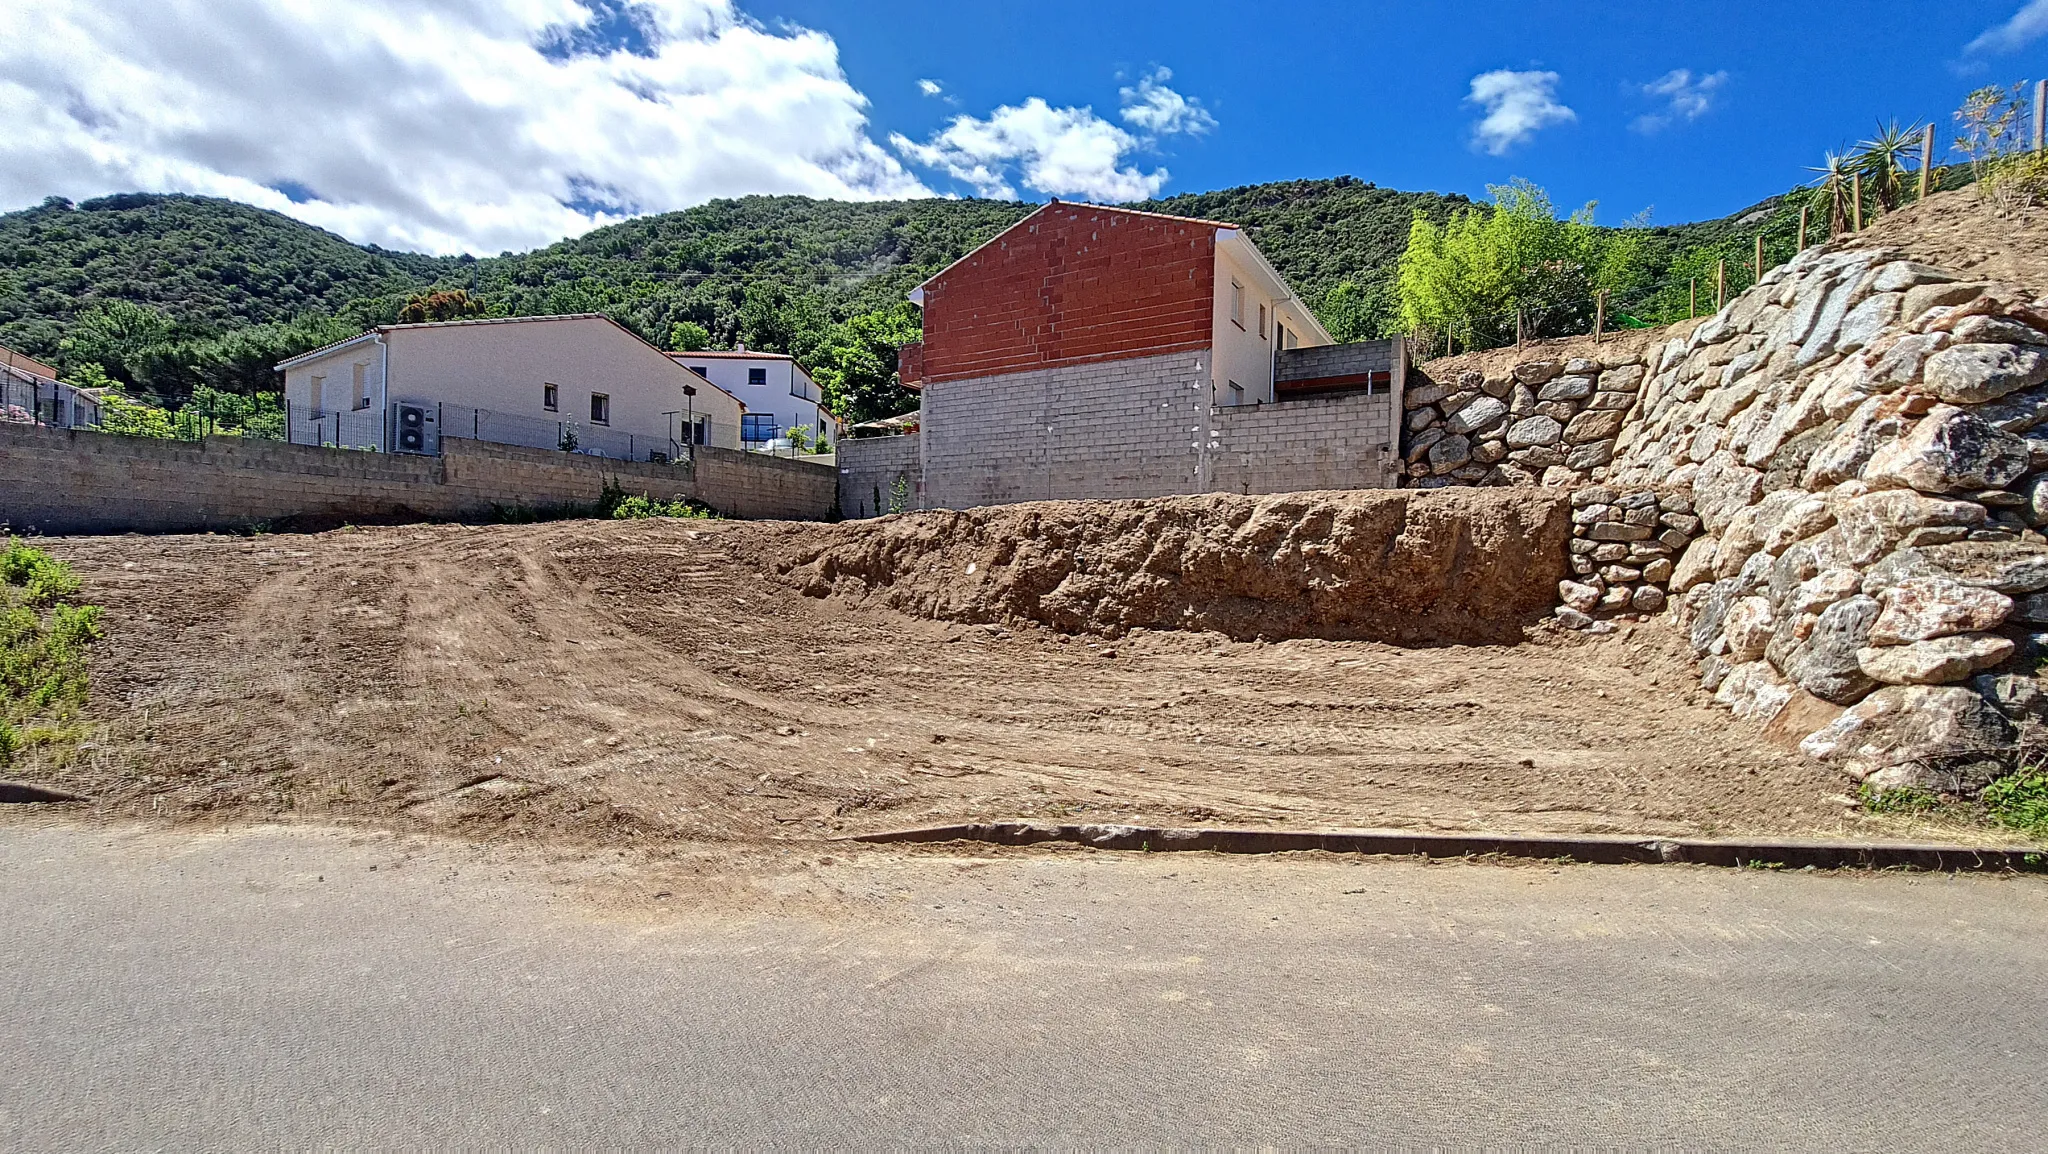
[1984,764,2048,841]
[0,539,102,767]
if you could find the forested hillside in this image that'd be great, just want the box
[0,177,1804,418]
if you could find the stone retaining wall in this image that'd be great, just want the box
[1407,244,2048,794]
[0,423,836,534]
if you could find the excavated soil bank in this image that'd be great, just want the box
[734,488,1572,644]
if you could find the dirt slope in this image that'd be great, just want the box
[15,513,1867,846]
[735,488,1570,644]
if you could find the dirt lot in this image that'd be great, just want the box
[9,505,1897,847]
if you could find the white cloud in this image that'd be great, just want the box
[1118,67,1216,136]
[1632,68,1728,134]
[1968,0,2048,52]
[918,78,943,97]
[891,70,1214,203]
[0,0,931,255]
[890,99,1162,201]
[1465,69,1576,155]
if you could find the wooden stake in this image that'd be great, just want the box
[2038,78,2047,154]
[1754,234,1764,283]
[1689,278,1697,319]
[1516,308,1524,350]
[1851,173,1863,231]
[1594,290,1606,344]
[1918,123,1935,201]
[1716,259,1726,310]
[1797,203,1810,251]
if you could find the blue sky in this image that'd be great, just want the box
[3,0,2043,254]
[776,0,2048,226]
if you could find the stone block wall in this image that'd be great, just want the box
[837,434,923,518]
[1431,243,2048,795]
[1401,354,1647,488]
[0,423,836,534]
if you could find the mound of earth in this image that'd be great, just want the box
[734,488,1570,644]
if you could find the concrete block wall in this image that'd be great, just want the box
[920,350,1209,510]
[1209,390,1401,494]
[837,435,924,518]
[1276,340,1396,384]
[0,423,835,535]
[908,348,1400,513]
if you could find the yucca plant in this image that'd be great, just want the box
[1805,151,1856,236]
[1853,120,1925,211]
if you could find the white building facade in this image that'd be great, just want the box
[667,349,834,452]
[277,314,744,459]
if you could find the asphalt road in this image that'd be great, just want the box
[4,821,2047,1148]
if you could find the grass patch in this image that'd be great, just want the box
[1983,763,2048,842]
[0,540,103,768]
[1858,782,1942,816]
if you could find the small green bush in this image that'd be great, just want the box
[610,494,719,520]
[1859,782,1941,815]
[1,538,83,606]
[1984,764,2048,841]
[0,561,103,767]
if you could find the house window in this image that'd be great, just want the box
[543,383,559,412]
[689,365,709,378]
[741,414,777,443]
[309,375,326,414]
[1229,280,1244,329]
[1228,381,1245,406]
[589,393,610,425]
[1258,304,1268,340]
[352,363,370,410]
[692,417,709,445]
[748,367,768,388]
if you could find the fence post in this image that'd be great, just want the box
[1754,234,1764,283]
[1797,204,1810,251]
[1919,123,1935,201]
[1594,291,1605,344]
[1689,278,1697,319]
[1515,308,1524,350]
[1851,173,1863,231]
[1716,259,1726,311]
[2038,79,2046,154]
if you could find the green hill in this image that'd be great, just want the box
[0,177,1820,410]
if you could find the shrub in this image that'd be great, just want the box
[1984,763,2048,841]
[610,494,719,520]
[0,538,83,606]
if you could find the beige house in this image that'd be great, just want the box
[277,314,744,459]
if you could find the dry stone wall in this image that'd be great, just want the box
[1402,353,1648,488]
[1405,244,2048,793]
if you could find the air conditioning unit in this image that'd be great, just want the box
[394,403,433,454]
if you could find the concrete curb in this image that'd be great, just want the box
[0,781,89,804]
[844,821,2047,873]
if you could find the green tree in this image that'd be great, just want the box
[397,288,488,323]
[1396,179,1647,349]
[56,300,174,384]
[667,320,711,351]
[1319,279,1396,342]
[807,304,922,424]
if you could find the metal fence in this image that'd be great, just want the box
[6,383,832,465]
[2,375,96,430]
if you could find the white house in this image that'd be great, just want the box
[1,344,101,429]
[666,348,834,451]
[276,314,745,459]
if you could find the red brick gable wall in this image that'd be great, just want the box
[918,207,1216,384]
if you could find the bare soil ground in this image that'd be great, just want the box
[1845,185,2048,293]
[10,514,1898,847]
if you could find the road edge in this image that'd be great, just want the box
[843,821,2048,872]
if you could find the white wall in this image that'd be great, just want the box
[669,352,832,447]
[1209,242,1329,408]
[282,317,743,453]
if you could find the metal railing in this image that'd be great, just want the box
[2,376,97,430]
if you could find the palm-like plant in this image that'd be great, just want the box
[1853,120,1925,211]
[1805,151,1856,237]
